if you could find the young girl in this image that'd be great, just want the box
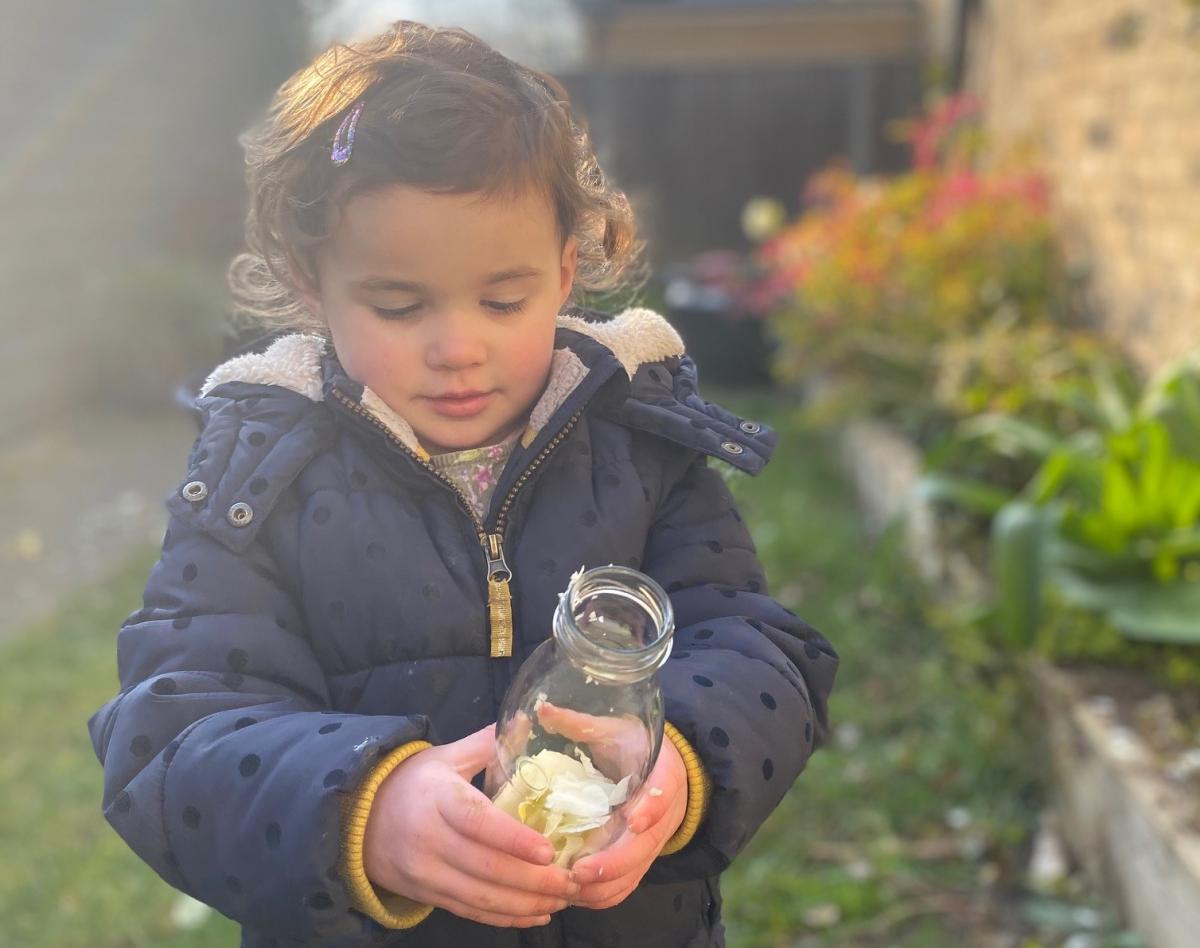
[89,21,838,947]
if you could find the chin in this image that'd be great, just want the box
[420,422,497,454]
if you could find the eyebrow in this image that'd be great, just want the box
[351,266,544,293]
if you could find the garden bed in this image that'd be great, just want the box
[838,418,1200,948]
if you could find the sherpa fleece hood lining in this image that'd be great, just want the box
[199,307,686,458]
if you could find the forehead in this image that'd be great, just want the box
[322,184,560,281]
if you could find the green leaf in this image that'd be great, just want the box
[1153,526,1200,560]
[915,474,1013,517]
[992,501,1048,647]
[1028,445,1103,505]
[1046,531,1141,576]
[1090,358,1133,432]
[955,413,1063,458]
[1098,456,1139,534]
[1051,570,1200,644]
[1141,355,1200,459]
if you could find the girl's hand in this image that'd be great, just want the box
[535,701,651,780]
[567,736,688,910]
[363,724,581,928]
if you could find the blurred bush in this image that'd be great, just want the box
[78,257,228,413]
[756,94,1066,430]
[751,92,1200,683]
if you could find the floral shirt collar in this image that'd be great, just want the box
[427,429,525,520]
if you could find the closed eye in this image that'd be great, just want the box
[371,304,420,320]
[486,299,527,315]
[371,299,527,320]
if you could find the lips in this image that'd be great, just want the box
[425,390,494,418]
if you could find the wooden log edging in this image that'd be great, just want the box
[836,419,1200,948]
[1033,662,1200,948]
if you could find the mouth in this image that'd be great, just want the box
[425,390,494,418]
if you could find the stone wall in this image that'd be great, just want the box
[965,0,1200,374]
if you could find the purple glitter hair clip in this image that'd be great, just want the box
[331,100,365,166]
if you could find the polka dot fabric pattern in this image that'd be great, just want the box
[87,315,838,948]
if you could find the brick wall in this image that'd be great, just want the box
[965,0,1200,374]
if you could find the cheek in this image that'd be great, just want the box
[506,323,557,384]
[330,316,416,390]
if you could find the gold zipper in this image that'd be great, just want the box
[486,409,583,654]
[330,387,583,657]
[483,533,514,658]
[492,409,584,536]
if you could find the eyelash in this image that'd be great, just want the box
[372,300,528,320]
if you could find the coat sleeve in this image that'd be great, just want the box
[87,514,430,946]
[641,454,839,883]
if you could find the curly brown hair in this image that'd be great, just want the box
[229,20,646,333]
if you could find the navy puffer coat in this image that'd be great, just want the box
[89,308,838,947]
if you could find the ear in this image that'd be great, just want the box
[558,234,578,309]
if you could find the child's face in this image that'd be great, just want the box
[306,184,578,454]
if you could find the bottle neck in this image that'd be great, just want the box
[552,566,674,684]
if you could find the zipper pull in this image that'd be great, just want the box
[483,533,514,658]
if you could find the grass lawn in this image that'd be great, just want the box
[0,551,239,946]
[0,394,1138,946]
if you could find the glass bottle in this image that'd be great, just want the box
[484,565,675,868]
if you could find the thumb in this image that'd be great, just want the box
[627,782,669,834]
[443,723,497,779]
[628,740,683,832]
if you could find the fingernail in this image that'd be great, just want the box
[536,846,555,864]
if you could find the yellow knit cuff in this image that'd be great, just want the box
[340,740,436,930]
[659,721,713,856]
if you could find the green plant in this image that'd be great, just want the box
[920,325,1138,510]
[994,420,1200,647]
[924,352,1200,662]
[932,321,1136,431]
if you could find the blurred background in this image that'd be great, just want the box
[2,1,1198,946]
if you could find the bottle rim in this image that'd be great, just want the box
[553,565,675,681]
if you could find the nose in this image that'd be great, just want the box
[425,309,487,371]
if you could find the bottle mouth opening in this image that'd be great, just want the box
[556,566,674,679]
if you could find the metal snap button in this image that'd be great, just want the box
[721,441,745,456]
[181,480,208,502]
[739,420,761,434]
[227,502,254,527]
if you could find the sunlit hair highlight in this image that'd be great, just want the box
[229,20,645,332]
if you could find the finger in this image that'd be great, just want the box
[442,724,498,779]
[439,783,556,865]
[571,876,643,910]
[535,702,599,740]
[626,782,670,834]
[444,834,579,901]
[571,828,657,885]
[628,741,686,832]
[434,892,553,929]
[508,710,533,749]
[420,862,571,920]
